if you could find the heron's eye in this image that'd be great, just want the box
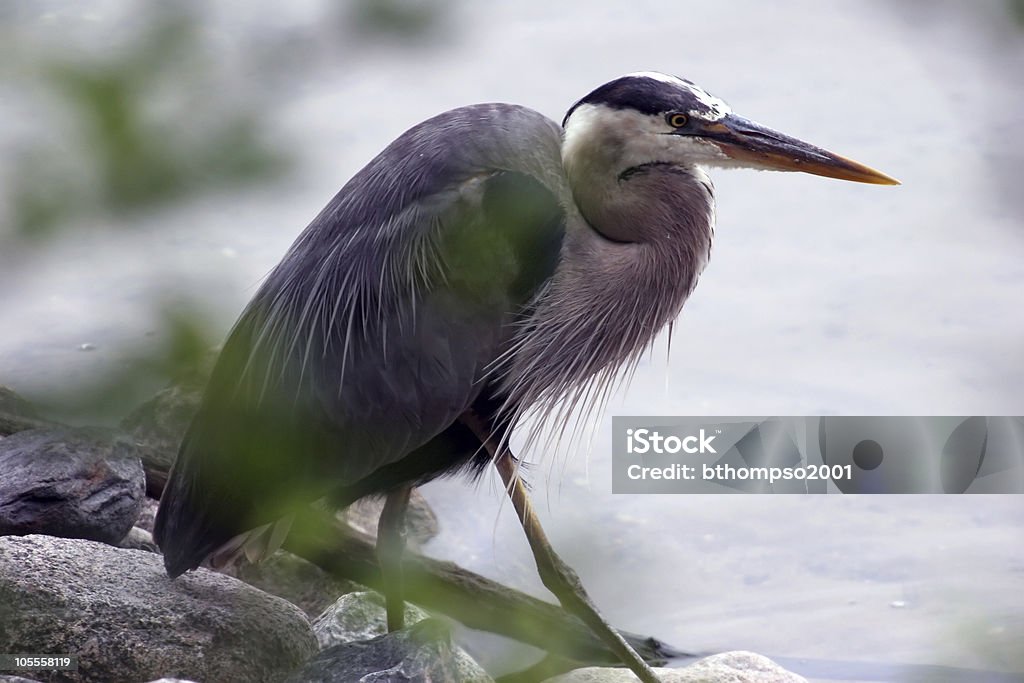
[667,113,689,128]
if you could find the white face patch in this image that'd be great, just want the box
[561,103,605,171]
[624,71,732,122]
[562,103,730,177]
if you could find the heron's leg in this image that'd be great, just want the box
[459,408,660,682]
[491,452,661,683]
[376,484,412,631]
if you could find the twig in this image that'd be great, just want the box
[283,508,692,669]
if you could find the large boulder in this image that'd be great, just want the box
[0,428,145,544]
[0,535,317,683]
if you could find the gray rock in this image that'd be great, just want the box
[0,387,53,440]
[0,386,41,421]
[0,535,317,683]
[287,618,493,683]
[311,591,491,682]
[118,525,158,553]
[341,489,439,547]
[0,428,145,544]
[0,676,43,683]
[120,383,203,498]
[543,651,807,683]
[234,549,360,618]
[142,680,200,683]
[313,590,432,648]
[135,496,160,533]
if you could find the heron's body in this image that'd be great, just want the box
[154,73,895,680]
[156,104,561,573]
[156,97,717,575]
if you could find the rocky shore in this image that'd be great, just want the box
[0,384,805,683]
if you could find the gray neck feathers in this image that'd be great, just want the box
[496,161,714,428]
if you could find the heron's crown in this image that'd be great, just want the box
[562,72,731,128]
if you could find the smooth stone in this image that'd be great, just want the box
[118,526,158,553]
[0,535,316,683]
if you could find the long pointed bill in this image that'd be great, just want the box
[701,114,900,185]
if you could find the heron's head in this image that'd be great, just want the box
[562,72,899,186]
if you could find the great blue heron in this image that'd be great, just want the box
[154,72,897,682]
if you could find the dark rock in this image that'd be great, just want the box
[287,618,492,683]
[0,535,317,683]
[233,549,360,618]
[0,428,145,544]
[120,384,203,498]
[341,489,439,547]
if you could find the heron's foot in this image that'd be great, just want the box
[530,523,661,683]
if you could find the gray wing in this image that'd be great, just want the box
[154,104,566,574]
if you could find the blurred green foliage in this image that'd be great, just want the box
[4,7,289,241]
[1009,0,1024,26]
[345,0,453,41]
[0,1,461,426]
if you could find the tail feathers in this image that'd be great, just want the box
[153,442,242,578]
[155,483,295,578]
[153,489,225,579]
[208,514,295,569]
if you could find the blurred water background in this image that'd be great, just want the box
[1,1,1022,680]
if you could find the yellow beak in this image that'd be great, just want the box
[698,115,900,186]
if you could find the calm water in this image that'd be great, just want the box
[1,1,1022,680]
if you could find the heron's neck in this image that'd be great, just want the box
[564,149,715,298]
[565,159,715,344]
[495,162,714,425]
